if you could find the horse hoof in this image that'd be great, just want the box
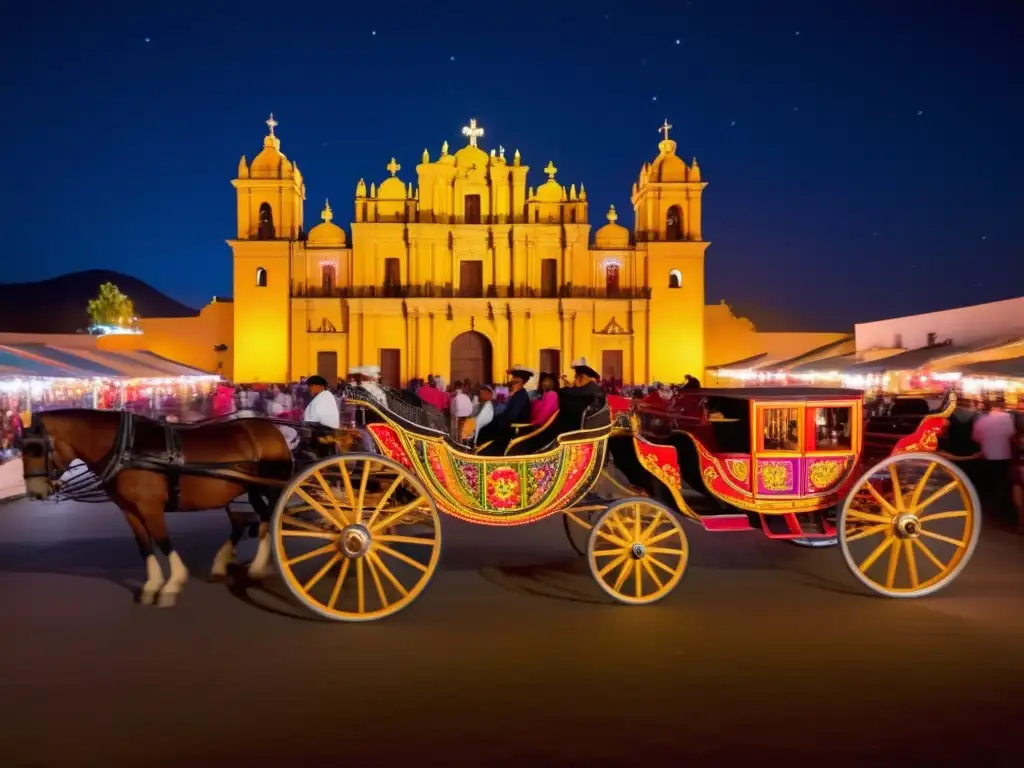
[157,590,181,608]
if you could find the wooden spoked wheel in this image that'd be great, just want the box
[563,509,597,556]
[587,498,688,606]
[271,454,442,621]
[839,452,980,598]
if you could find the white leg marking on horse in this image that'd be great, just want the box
[157,551,190,608]
[211,541,235,578]
[247,523,274,579]
[140,554,166,605]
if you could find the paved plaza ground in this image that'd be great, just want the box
[2,497,1023,766]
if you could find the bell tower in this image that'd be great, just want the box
[633,120,709,384]
[228,114,304,383]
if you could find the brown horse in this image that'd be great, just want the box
[20,409,296,607]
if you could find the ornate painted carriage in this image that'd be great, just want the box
[269,386,981,622]
[587,387,980,596]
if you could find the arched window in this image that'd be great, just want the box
[255,267,267,287]
[605,263,620,294]
[257,202,275,240]
[321,264,336,292]
[668,269,682,289]
[666,205,683,241]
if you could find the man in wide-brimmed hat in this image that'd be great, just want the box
[353,365,387,407]
[477,365,533,454]
[556,357,606,432]
[302,375,340,429]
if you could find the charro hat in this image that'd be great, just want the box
[306,375,329,388]
[570,357,600,379]
[361,365,381,379]
[506,364,535,382]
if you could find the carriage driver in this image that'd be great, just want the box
[303,375,340,429]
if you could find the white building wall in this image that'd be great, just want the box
[854,297,1024,353]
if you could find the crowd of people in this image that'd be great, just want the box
[2,366,1022,532]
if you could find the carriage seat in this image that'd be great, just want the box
[502,403,612,457]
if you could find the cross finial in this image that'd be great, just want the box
[441,140,449,156]
[544,160,558,180]
[461,118,484,148]
[499,145,505,159]
[321,199,333,223]
[659,119,672,141]
[607,205,618,223]
[386,157,401,176]
[266,113,278,136]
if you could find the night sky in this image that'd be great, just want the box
[4,1,1021,331]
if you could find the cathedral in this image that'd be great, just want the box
[229,115,709,387]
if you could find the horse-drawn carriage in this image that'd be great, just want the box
[270,385,980,620]
[21,383,980,617]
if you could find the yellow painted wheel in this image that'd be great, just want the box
[271,454,441,621]
[587,498,688,605]
[839,452,980,598]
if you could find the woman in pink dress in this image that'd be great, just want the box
[530,372,559,426]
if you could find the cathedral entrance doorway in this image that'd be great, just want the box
[450,331,492,387]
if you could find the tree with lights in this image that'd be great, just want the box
[87,282,138,329]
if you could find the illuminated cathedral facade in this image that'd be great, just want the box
[229,115,709,386]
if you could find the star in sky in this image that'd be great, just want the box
[371,30,377,36]
[729,120,736,127]
[917,109,924,116]
[144,37,151,43]
[652,96,658,102]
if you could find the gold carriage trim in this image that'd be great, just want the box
[807,458,847,491]
[759,461,793,492]
[702,466,719,485]
[355,395,610,526]
[724,458,749,484]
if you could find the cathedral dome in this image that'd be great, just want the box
[534,160,563,202]
[377,158,407,199]
[646,136,688,183]
[249,114,295,179]
[307,200,346,246]
[594,205,630,249]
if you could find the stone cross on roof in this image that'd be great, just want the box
[386,157,401,176]
[544,160,558,180]
[659,119,672,141]
[461,118,484,147]
[266,113,278,136]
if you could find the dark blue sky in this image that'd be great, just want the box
[4,1,1021,330]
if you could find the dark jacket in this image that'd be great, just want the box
[557,381,606,432]
[477,387,531,452]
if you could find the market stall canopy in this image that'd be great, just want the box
[786,353,859,374]
[959,356,1024,379]
[841,344,967,374]
[0,344,216,380]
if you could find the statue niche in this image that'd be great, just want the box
[257,202,276,240]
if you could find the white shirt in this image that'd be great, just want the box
[972,410,1015,460]
[303,389,341,429]
[452,391,473,418]
[474,401,494,440]
[361,381,388,407]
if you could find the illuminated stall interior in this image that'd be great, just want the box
[0,344,221,424]
[709,338,1024,409]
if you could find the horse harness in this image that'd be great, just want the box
[25,412,278,508]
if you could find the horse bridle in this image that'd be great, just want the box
[20,421,63,484]
[21,413,134,494]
